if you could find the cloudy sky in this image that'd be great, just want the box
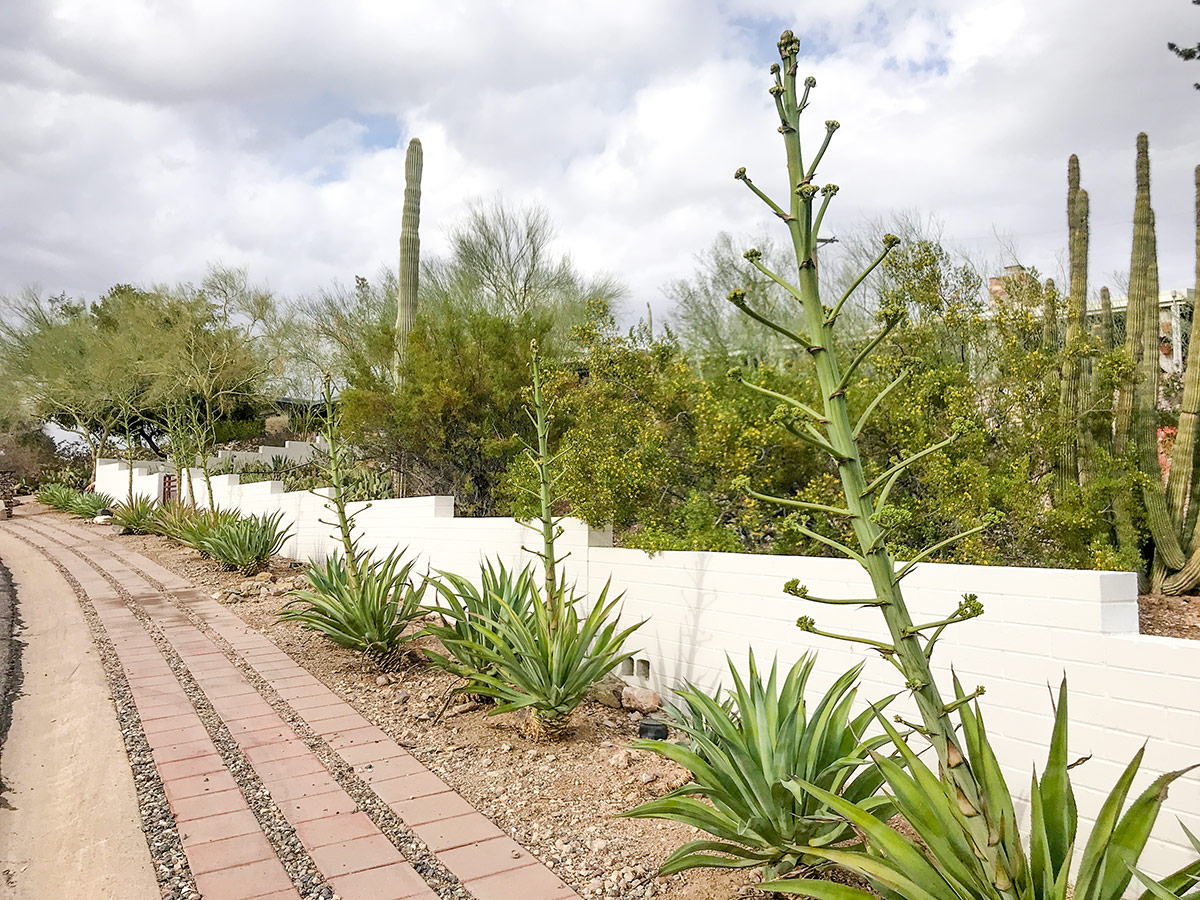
[2,1,1197,321]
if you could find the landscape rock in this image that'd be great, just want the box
[620,686,660,714]
[254,571,275,582]
[92,514,113,525]
[586,671,625,709]
[608,749,632,768]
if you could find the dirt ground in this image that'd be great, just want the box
[1138,592,1200,640]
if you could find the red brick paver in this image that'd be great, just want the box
[15,515,583,900]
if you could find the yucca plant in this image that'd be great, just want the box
[280,548,427,665]
[68,491,116,519]
[765,677,1200,900]
[423,559,539,690]
[37,483,78,511]
[199,510,291,574]
[623,653,895,879]
[438,581,641,741]
[112,495,159,534]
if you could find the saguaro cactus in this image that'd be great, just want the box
[394,137,423,384]
[725,30,1021,894]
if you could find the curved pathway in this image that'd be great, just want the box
[0,508,580,900]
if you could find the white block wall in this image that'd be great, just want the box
[87,465,1200,878]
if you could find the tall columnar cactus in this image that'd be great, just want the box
[1041,277,1059,351]
[726,30,1016,894]
[1157,166,1200,592]
[1060,154,1090,484]
[394,137,423,384]
[1111,134,1200,592]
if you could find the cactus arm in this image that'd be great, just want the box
[853,369,911,438]
[828,239,900,323]
[1041,278,1059,351]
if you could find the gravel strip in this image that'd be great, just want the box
[62,536,471,900]
[1,529,196,900]
[0,558,24,771]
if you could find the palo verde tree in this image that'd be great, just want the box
[721,31,1196,899]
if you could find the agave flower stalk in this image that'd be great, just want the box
[727,30,1031,896]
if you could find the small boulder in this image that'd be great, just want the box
[608,749,633,768]
[93,514,113,525]
[254,571,275,582]
[585,672,625,709]
[620,686,661,714]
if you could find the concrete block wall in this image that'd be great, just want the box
[86,465,1200,878]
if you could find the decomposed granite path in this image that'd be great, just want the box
[0,508,581,900]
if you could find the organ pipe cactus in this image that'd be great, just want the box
[1112,136,1200,592]
[725,31,1198,897]
[1153,164,1200,593]
[394,137,423,384]
[1060,154,1090,485]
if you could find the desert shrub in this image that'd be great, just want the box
[435,582,641,741]
[279,548,426,664]
[423,560,538,683]
[198,510,290,573]
[37,482,78,510]
[67,491,116,519]
[112,495,158,534]
[624,653,893,879]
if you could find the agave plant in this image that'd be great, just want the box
[169,506,241,555]
[437,581,641,741]
[37,482,78,511]
[199,510,291,574]
[112,495,158,534]
[764,677,1200,900]
[423,559,539,688]
[623,652,895,879]
[279,548,426,665]
[1132,827,1200,900]
[68,491,116,519]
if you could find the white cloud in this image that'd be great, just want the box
[1,0,1197,318]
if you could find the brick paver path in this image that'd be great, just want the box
[3,512,580,900]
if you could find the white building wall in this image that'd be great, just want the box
[86,464,1200,878]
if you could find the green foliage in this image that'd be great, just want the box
[113,495,159,534]
[279,548,426,664]
[198,510,291,574]
[67,491,116,519]
[37,482,78,510]
[432,581,641,740]
[166,505,240,554]
[764,678,1199,900]
[424,560,539,683]
[623,653,894,879]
